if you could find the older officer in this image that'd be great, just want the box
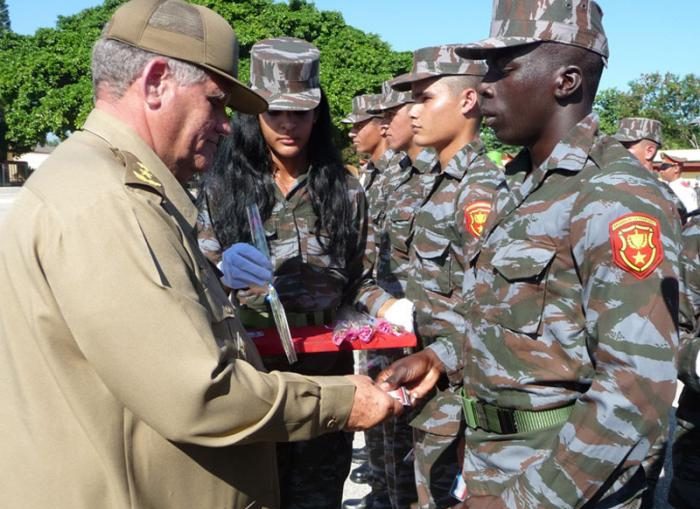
[380,1,681,507]
[0,1,400,508]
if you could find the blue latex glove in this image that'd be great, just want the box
[221,243,273,289]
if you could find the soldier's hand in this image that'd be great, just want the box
[376,349,444,401]
[344,375,402,431]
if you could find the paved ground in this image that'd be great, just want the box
[0,184,681,507]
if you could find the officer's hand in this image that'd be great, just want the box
[381,298,415,333]
[344,375,402,431]
[221,243,273,289]
[376,349,444,401]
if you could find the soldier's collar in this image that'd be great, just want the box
[82,109,199,228]
[540,113,599,175]
[443,138,486,179]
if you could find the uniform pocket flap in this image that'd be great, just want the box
[413,229,451,260]
[491,241,556,281]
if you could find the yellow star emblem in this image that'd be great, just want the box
[633,251,646,266]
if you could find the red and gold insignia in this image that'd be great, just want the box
[609,213,664,279]
[464,201,491,239]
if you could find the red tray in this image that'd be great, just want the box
[246,324,417,355]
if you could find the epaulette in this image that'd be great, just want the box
[112,148,165,197]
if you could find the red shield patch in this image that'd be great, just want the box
[609,213,664,279]
[464,201,491,239]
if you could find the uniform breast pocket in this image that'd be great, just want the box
[413,229,452,296]
[304,231,335,269]
[488,241,556,335]
[388,209,414,254]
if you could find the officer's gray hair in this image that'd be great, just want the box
[91,38,207,99]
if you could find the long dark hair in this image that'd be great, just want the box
[200,91,356,264]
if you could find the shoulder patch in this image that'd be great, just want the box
[115,149,164,193]
[609,213,664,279]
[464,201,491,238]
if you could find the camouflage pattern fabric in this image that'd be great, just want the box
[376,149,437,297]
[368,79,415,113]
[198,172,371,508]
[403,140,503,509]
[342,93,384,125]
[249,37,321,111]
[390,44,487,91]
[455,114,681,508]
[455,0,609,63]
[613,117,663,146]
[670,214,700,509]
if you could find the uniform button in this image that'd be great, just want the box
[326,417,337,429]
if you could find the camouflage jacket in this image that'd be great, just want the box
[197,172,371,315]
[375,149,437,297]
[406,140,503,370]
[459,115,681,508]
[678,214,700,392]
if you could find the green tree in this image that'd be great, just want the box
[594,72,700,149]
[0,0,11,34]
[0,0,411,155]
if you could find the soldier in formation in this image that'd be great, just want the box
[380,1,682,507]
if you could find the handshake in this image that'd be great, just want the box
[221,243,445,431]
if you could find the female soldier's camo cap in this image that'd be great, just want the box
[455,0,609,64]
[249,37,322,111]
[102,0,267,113]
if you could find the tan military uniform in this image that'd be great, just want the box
[0,109,355,509]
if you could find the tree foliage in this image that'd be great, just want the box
[0,0,411,154]
[594,72,700,149]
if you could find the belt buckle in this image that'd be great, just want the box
[495,407,518,434]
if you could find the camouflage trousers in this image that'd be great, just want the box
[277,431,353,509]
[669,405,700,508]
[365,348,418,509]
[413,429,461,509]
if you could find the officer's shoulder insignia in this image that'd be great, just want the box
[114,149,164,193]
[464,200,491,238]
[609,213,664,279]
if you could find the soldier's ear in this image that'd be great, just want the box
[554,65,583,100]
[460,88,479,116]
[142,58,171,109]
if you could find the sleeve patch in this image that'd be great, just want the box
[464,201,491,239]
[609,213,664,279]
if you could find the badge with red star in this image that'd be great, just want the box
[609,213,663,279]
[464,201,491,239]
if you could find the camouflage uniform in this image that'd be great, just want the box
[670,214,700,509]
[455,116,680,508]
[392,45,502,509]
[408,140,502,509]
[198,38,371,509]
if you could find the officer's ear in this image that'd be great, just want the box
[554,65,583,100]
[142,58,171,110]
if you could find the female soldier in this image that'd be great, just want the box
[197,37,368,509]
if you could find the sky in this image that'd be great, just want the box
[6,0,700,91]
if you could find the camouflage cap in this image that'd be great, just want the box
[341,94,383,124]
[367,80,414,113]
[390,45,487,92]
[613,117,663,146]
[455,0,609,63]
[249,37,321,111]
[103,0,266,114]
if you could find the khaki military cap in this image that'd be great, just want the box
[455,0,609,63]
[250,37,321,111]
[391,45,487,92]
[367,80,414,114]
[103,0,266,114]
[341,94,383,124]
[660,152,687,164]
[614,117,663,146]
